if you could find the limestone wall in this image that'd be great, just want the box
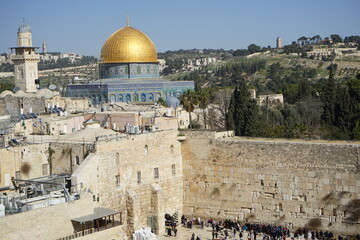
[72,130,184,237]
[0,143,49,188]
[50,142,93,175]
[182,131,360,234]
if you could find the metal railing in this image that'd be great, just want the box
[56,221,122,240]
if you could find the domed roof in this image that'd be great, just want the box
[166,97,180,108]
[101,26,157,63]
[0,90,14,98]
[18,22,31,33]
[14,90,26,97]
[36,88,53,98]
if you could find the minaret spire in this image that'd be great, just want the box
[126,15,130,27]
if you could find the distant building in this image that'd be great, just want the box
[42,41,47,54]
[276,37,282,49]
[10,20,39,93]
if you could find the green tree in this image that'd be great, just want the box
[157,97,167,107]
[227,79,258,136]
[196,89,210,129]
[180,89,198,129]
[247,44,261,54]
[330,34,343,44]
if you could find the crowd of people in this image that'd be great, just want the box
[180,216,360,240]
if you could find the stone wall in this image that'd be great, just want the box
[50,142,93,175]
[0,143,49,188]
[72,130,184,237]
[182,131,360,234]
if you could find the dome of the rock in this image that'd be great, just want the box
[101,26,157,63]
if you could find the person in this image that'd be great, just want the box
[191,233,195,240]
[167,227,172,237]
[173,226,177,237]
[196,236,201,240]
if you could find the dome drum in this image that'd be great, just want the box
[99,62,159,79]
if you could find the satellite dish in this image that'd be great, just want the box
[48,84,57,90]
[13,87,20,92]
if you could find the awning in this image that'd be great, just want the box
[72,207,120,224]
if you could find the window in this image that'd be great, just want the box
[300,205,305,213]
[42,164,49,175]
[115,175,120,186]
[144,145,148,156]
[172,164,176,175]
[170,145,174,154]
[75,156,80,165]
[154,168,159,179]
[137,171,141,184]
[15,171,21,179]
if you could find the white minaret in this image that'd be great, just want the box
[11,19,39,93]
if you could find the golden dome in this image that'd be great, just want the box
[101,26,157,63]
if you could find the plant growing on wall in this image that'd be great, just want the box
[20,162,31,176]
[47,146,55,175]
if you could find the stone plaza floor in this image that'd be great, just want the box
[157,225,240,240]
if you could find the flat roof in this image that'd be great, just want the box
[72,207,120,224]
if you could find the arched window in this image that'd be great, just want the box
[126,94,131,102]
[149,93,154,101]
[116,153,119,165]
[134,94,139,102]
[144,145,148,156]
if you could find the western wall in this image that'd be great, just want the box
[181,131,360,234]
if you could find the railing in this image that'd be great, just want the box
[56,221,122,240]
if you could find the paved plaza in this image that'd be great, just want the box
[157,225,239,240]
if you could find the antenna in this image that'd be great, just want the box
[126,15,130,27]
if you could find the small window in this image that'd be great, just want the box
[42,164,49,175]
[137,171,141,184]
[170,145,174,154]
[115,175,120,186]
[75,156,80,165]
[300,205,305,213]
[172,164,176,175]
[144,145,148,156]
[154,168,159,179]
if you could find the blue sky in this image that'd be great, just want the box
[0,0,359,57]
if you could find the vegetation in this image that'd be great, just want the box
[38,56,97,71]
